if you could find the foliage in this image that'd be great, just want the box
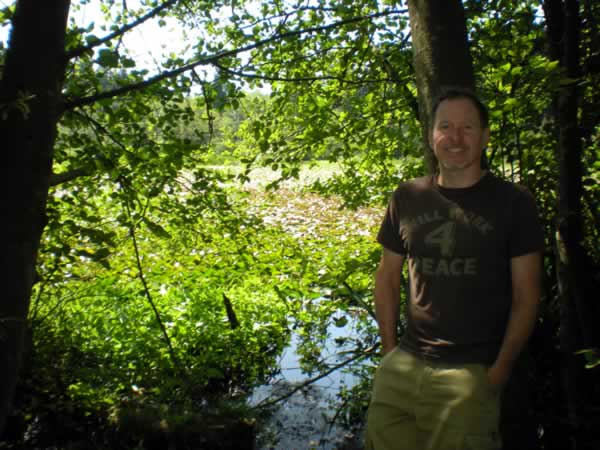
[575,348,600,370]
[12,158,386,446]
[1,0,599,447]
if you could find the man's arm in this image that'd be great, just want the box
[374,248,405,355]
[488,251,542,387]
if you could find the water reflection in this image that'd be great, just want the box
[250,309,374,449]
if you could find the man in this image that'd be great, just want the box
[365,88,544,450]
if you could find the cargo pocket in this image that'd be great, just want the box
[466,364,502,449]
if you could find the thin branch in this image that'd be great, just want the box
[253,344,376,410]
[29,264,60,325]
[236,6,340,34]
[327,390,354,434]
[64,9,406,110]
[341,280,376,321]
[34,276,106,327]
[124,196,186,375]
[66,0,179,60]
[71,108,135,157]
[247,43,357,72]
[49,167,92,186]
[215,63,390,84]
[381,34,412,85]
[49,109,132,186]
[192,69,215,143]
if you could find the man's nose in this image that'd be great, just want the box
[450,127,465,143]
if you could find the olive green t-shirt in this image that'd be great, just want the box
[377,173,544,365]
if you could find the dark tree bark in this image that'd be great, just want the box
[406,0,475,173]
[543,0,600,447]
[0,0,71,435]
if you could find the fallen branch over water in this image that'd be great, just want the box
[252,344,378,410]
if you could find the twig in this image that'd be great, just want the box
[253,344,376,410]
[327,390,353,435]
[49,167,92,186]
[66,0,180,60]
[194,70,214,143]
[215,62,389,84]
[64,9,404,110]
[123,195,186,375]
[342,280,375,321]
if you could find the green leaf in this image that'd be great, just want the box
[93,248,111,261]
[575,348,600,369]
[333,316,348,328]
[0,6,14,24]
[143,218,172,239]
[97,49,119,68]
[122,57,136,68]
[85,35,101,46]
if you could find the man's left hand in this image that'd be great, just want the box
[487,363,511,390]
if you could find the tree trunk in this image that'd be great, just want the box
[543,0,600,447]
[0,0,70,435]
[555,1,598,348]
[406,0,475,173]
[406,2,538,447]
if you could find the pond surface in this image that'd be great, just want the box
[249,310,374,449]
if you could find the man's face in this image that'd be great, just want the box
[430,97,490,173]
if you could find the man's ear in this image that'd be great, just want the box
[481,127,490,149]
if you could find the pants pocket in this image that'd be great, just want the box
[465,433,502,450]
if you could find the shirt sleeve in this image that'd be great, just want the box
[508,185,545,258]
[376,189,408,255]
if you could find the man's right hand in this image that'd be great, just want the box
[374,248,405,356]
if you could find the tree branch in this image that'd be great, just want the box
[71,108,131,154]
[236,6,340,35]
[64,9,406,110]
[215,62,390,85]
[59,109,136,183]
[66,0,179,60]
[124,196,186,376]
[49,167,92,186]
[192,69,215,143]
[252,344,376,410]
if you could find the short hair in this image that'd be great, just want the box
[430,87,489,129]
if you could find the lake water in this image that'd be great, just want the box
[249,311,374,450]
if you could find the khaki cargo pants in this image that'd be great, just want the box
[365,348,502,450]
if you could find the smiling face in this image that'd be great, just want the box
[430,97,490,183]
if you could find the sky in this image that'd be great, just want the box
[78,0,199,72]
[0,0,272,93]
[0,0,201,75]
